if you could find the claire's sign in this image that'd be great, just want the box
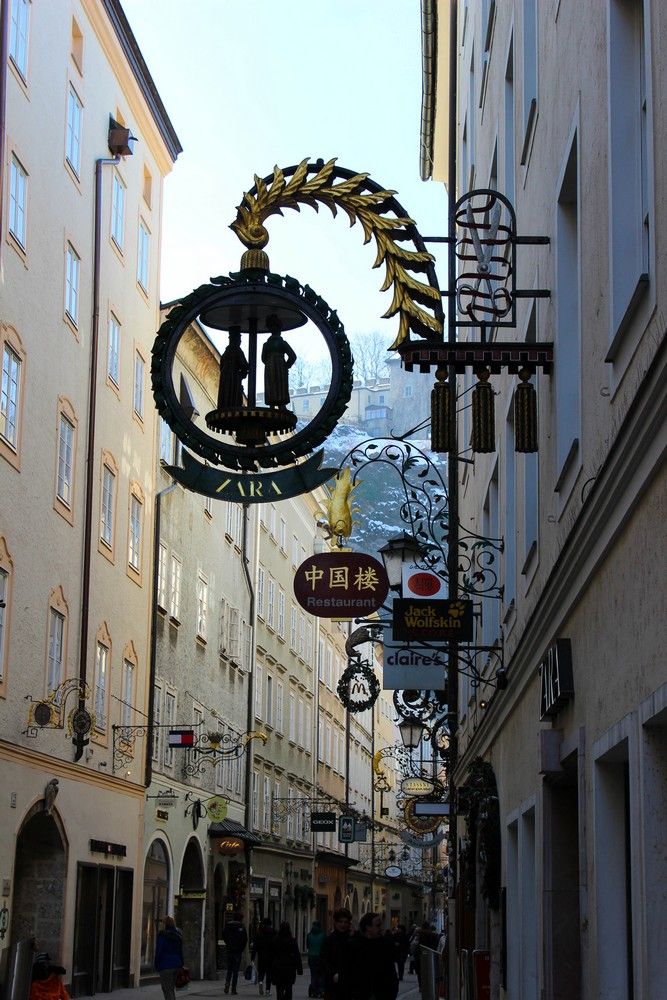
[293,552,389,617]
[391,598,473,642]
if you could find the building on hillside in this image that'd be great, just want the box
[421,1,666,997]
[0,0,180,993]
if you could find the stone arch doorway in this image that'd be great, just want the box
[177,839,205,980]
[141,838,171,978]
[13,803,67,956]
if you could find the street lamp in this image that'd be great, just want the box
[397,717,427,750]
[379,534,424,591]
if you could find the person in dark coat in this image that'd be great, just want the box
[222,913,248,995]
[346,913,399,1000]
[305,919,327,997]
[216,327,248,409]
[320,908,353,1000]
[251,917,275,996]
[261,318,296,407]
[154,916,184,1000]
[390,924,409,981]
[269,922,303,1000]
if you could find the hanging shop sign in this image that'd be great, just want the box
[383,637,447,690]
[385,866,403,879]
[168,729,195,748]
[218,838,243,855]
[401,564,447,599]
[354,822,368,843]
[206,796,229,821]
[539,638,574,719]
[391,598,473,642]
[399,828,448,849]
[337,660,380,713]
[338,815,356,844]
[413,801,450,817]
[250,878,265,897]
[403,798,443,836]
[294,552,389,617]
[310,812,337,833]
[401,776,436,796]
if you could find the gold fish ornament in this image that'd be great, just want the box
[320,467,361,540]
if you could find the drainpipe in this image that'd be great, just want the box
[74,154,119,761]
[241,502,255,932]
[0,0,10,270]
[144,479,177,785]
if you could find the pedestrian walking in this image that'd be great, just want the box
[154,916,184,1000]
[305,919,326,997]
[223,913,248,995]
[346,912,398,1000]
[251,917,275,996]
[30,954,70,1000]
[391,924,409,981]
[269,922,303,1000]
[320,908,353,1000]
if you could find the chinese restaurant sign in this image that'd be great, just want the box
[293,553,389,617]
[391,598,473,642]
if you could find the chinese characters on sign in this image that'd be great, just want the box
[293,553,389,618]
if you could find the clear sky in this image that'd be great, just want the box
[121,0,448,352]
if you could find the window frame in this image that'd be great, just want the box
[127,485,144,580]
[9,153,27,250]
[54,397,77,523]
[64,241,80,329]
[93,623,111,738]
[137,218,150,292]
[110,170,126,251]
[65,81,83,179]
[98,451,118,561]
[133,349,145,422]
[9,0,30,81]
[107,312,121,389]
[0,326,26,470]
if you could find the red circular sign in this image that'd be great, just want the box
[406,572,441,597]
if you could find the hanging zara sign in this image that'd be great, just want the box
[539,639,574,719]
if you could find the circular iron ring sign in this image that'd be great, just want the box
[152,273,353,470]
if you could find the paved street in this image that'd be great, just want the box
[78,972,422,1000]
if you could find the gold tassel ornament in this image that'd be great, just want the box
[471,368,495,452]
[431,367,452,452]
[514,368,538,452]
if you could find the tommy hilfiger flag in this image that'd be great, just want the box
[168,729,195,748]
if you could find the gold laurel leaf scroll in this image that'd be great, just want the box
[229,158,443,349]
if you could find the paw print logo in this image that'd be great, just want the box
[448,601,467,618]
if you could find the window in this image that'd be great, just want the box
[157,544,168,610]
[133,351,145,419]
[65,243,80,326]
[9,0,29,79]
[152,684,162,762]
[279,517,286,551]
[111,172,125,249]
[56,410,75,508]
[47,608,65,694]
[218,596,227,654]
[128,491,142,572]
[555,134,581,485]
[276,681,284,733]
[196,573,208,639]
[1,341,22,449]
[137,220,150,291]
[467,47,476,183]
[298,613,305,657]
[257,566,265,618]
[278,590,285,638]
[403,384,413,398]
[121,658,135,728]
[289,692,296,741]
[170,555,182,620]
[290,605,297,649]
[252,771,259,828]
[9,155,27,248]
[326,646,333,689]
[143,166,152,208]
[269,504,277,538]
[228,607,240,660]
[94,637,109,732]
[287,787,294,838]
[267,577,276,628]
[242,620,251,673]
[263,776,271,832]
[318,639,325,680]
[266,674,273,726]
[305,702,312,752]
[325,722,332,765]
[100,462,116,549]
[291,534,299,567]
[302,399,310,413]
[70,17,83,73]
[298,699,304,746]
[108,314,120,386]
[521,0,538,156]
[65,84,82,177]
[163,691,175,766]
[255,664,263,718]
[504,36,515,206]
[608,0,650,353]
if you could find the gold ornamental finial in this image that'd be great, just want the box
[230,158,442,348]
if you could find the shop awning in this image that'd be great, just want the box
[208,818,262,846]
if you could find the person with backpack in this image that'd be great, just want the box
[154,916,185,1000]
[305,919,326,997]
[223,913,248,995]
[269,922,303,1000]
